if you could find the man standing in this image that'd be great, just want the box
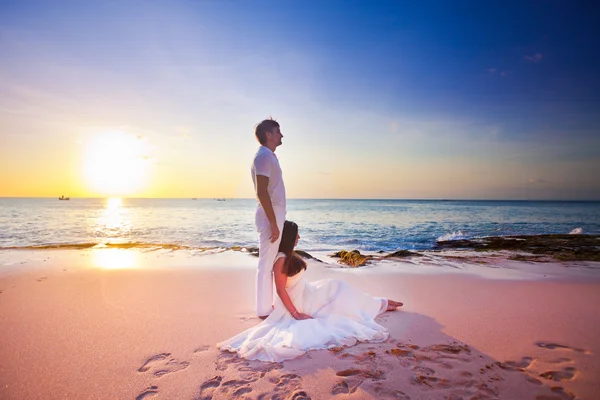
[251,118,286,319]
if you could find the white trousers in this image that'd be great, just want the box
[255,206,286,317]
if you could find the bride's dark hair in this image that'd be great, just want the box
[278,220,307,277]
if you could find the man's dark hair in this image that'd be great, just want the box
[254,118,280,145]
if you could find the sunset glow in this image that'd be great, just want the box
[82,131,150,196]
[0,1,598,200]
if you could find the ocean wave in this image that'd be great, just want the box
[436,230,468,242]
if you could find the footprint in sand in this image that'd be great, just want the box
[539,366,577,382]
[476,382,500,397]
[548,357,572,364]
[264,371,309,398]
[499,356,533,370]
[135,385,159,400]
[213,353,308,399]
[274,375,307,399]
[336,368,386,380]
[193,345,210,354]
[535,396,575,400]
[424,343,471,355]
[36,277,47,282]
[370,383,411,400]
[381,341,508,398]
[195,375,223,400]
[526,375,544,385]
[216,351,250,371]
[217,351,283,378]
[258,390,310,400]
[345,350,378,363]
[550,386,576,400]
[412,366,435,376]
[386,342,470,368]
[386,348,415,358]
[213,377,255,397]
[138,353,170,372]
[331,378,363,395]
[137,353,190,377]
[535,341,587,353]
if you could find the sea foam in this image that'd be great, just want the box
[436,230,467,242]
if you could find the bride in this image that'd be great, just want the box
[217,220,403,362]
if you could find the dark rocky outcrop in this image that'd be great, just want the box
[231,247,321,262]
[384,250,421,258]
[435,234,600,262]
[295,250,323,263]
[330,249,423,267]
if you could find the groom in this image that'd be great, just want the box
[251,118,286,319]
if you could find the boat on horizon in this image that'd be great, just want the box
[58,195,70,200]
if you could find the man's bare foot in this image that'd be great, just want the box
[386,300,403,311]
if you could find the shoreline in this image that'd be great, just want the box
[2,233,598,260]
[2,241,599,283]
[0,250,599,399]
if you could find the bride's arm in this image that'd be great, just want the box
[273,258,312,320]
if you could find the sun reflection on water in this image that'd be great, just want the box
[107,197,122,209]
[96,197,132,237]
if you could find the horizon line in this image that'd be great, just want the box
[1,197,599,202]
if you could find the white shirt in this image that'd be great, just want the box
[251,146,286,211]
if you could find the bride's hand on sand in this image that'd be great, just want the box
[294,312,312,320]
[270,223,280,243]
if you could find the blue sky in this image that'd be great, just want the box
[1,0,599,199]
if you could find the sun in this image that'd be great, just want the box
[82,130,150,196]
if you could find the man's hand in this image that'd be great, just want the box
[294,312,312,320]
[270,223,280,243]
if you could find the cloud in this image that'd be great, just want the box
[527,178,548,185]
[486,68,510,77]
[524,53,543,63]
[175,126,193,138]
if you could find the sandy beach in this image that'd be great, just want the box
[0,249,599,400]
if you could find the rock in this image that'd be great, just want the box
[295,250,323,263]
[230,247,322,262]
[435,234,600,262]
[328,249,370,267]
[385,250,420,258]
[230,246,259,257]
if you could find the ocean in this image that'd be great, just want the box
[1,198,599,252]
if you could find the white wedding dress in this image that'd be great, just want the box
[217,253,389,362]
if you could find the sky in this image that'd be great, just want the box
[0,0,599,200]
